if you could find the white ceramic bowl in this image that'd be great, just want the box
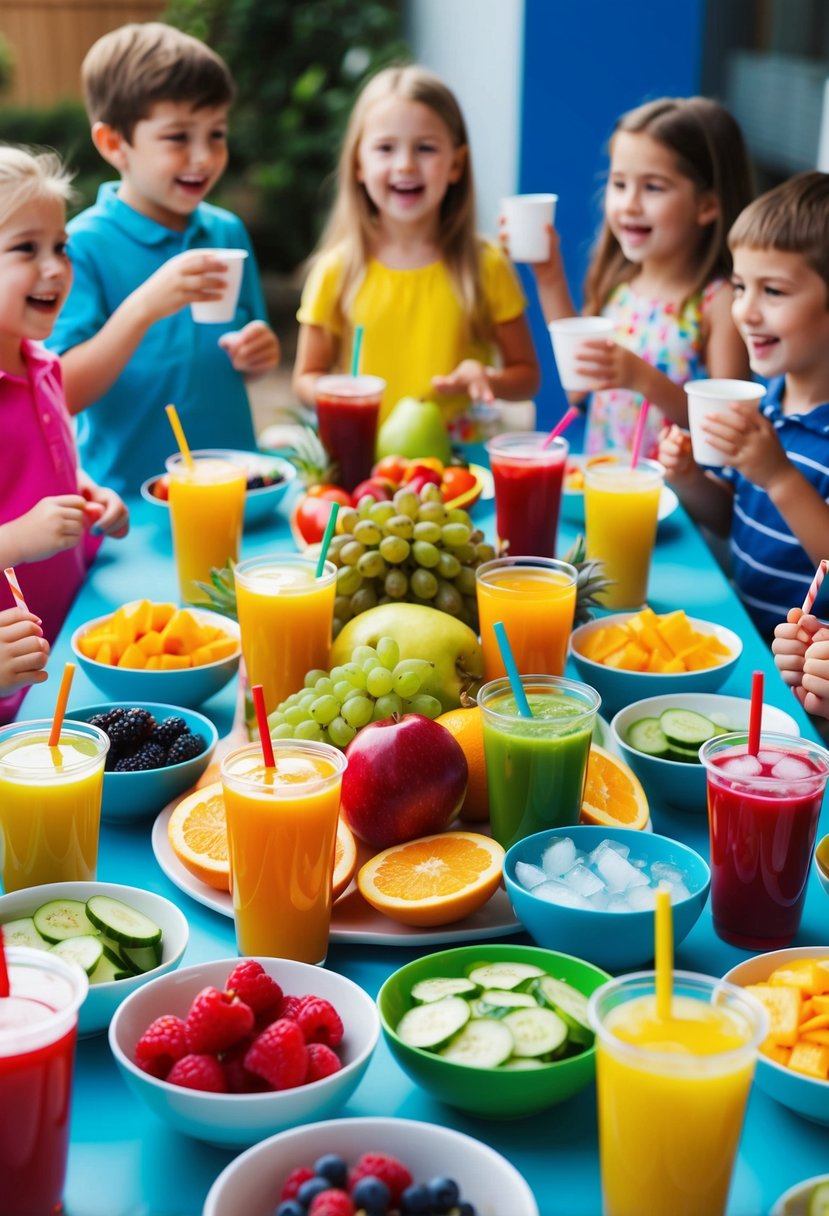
[611,693,801,814]
[140,449,296,528]
[108,957,379,1148]
[0,881,189,1036]
[772,1174,829,1216]
[203,1116,539,1216]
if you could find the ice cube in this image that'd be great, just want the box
[561,862,605,898]
[669,882,691,903]
[515,861,547,891]
[606,896,633,914]
[757,750,782,765]
[531,880,592,909]
[772,756,813,781]
[626,885,658,912]
[541,836,577,877]
[721,755,763,778]
[588,839,630,866]
[585,889,609,911]
[649,861,685,887]
[593,846,649,893]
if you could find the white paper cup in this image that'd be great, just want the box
[501,193,558,262]
[190,248,248,323]
[548,316,615,391]
[685,378,766,467]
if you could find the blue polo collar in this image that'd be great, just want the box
[762,376,829,435]
[94,181,210,247]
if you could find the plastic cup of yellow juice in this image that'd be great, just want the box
[476,556,577,681]
[584,455,663,610]
[235,554,337,716]
[588,970,768,1216]
[220,740,347,962]
[166,452,247,604]
[0,719,109,892]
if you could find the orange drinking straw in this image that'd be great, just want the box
[655,884,673,1020]
[251,683,275,769]
[542,405,579,449]
[4,566,29,613]
[48,661,75,748]
[630,399,650,469]
[164,404,194,471]
[748,670,764,757]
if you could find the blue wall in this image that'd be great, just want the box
[519,0,705,430]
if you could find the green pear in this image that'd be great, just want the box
[375,397,452,464]
[329,603,483,711]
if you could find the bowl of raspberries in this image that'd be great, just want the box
[202,1116,539,1216]
[67,701,218,821]
[108,957,380,1148]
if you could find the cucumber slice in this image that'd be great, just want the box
[503,1006,569,1058]
[121,941,163,975]
[626,717,670,757]
[2,917,49,951]
[439,1018,514,1068]
[502,1057,548,1071]
[411,976,479,1004]
[659,708,717,748]
[85,896,161,947]
[50,935,103,976]
[477,989,537,1014]
[467,962,546,991]
[396,996,471,1050]
[33,899,96,943]
[534,977,594,1047]
[88,951,123,985]
[666,741,703,764]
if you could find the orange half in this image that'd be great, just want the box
[168,781,230,890]
[580,744,649,831]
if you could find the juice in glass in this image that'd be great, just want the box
[584,456,663,609]
[486,432,568,557]
[701,732,829,949]
[220,740,347,962]
[478,675,600,849]
[235,555,337,716]
[1,946,88,1216]
[476,557,577,682]
[0,720,109,892]
[315,374,385,493]
[588,971,767,1216]
[166,453,246,604]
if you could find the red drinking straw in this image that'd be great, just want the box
[748,669,764,757]
[802,559,828,614]
[48,662,75,748]
[542,405,580,449]
[251,683,275,769]
[0,927,9,998]
[630,400,650,469]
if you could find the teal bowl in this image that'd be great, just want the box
[377,942,610,1119]
[141,449,296,529]
[503,826,710,972]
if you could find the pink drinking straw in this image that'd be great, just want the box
[802,559,828,614]
[542,405,580,449]
[629,400,650,469]
[0,927,8,998]
[748,670,764,757]
[251,683,275,769]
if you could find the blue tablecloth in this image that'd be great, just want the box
[19,470,829,1216]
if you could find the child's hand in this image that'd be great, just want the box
[15,496,92,561]
[572,339,643,393]
[772,607,810,690]
[0,606,49,697]
[700,400,788,487]
[80,480,130,539]
[499,219,564,288]
[218,322,281,375]
[133,250,234,325]
[658,425,696,481]
[432,359,494,403]
[802,634,829,718]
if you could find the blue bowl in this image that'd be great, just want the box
[140,449,296,529]
[503,825,710,973]
[66,701,218,821]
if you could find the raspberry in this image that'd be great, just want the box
[305,1042,342,1083]
[277,994,304,1021]
[279,1166,316,1201]
[350,1153,413,1205]
[184,985,255,1054]
[225,959,283,1015]
[244,1018,308,1090]
[166,731,207,765]
[309,1190,355,1216]
[220,1034,267,1093]
[166,1053,227,1092]
[295,995,343,1047]
[133,1014,187,1079]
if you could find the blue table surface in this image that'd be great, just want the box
[19,458,829,1216]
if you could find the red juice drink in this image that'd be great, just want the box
[486,432,568,557]
[701,732,829,949]
[1,947,87,1215]
[315,374,385,493]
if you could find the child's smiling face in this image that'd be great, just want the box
[0,196,71,365]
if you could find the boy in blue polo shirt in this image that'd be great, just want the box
[659,171,829,640]
[48,22,280,496]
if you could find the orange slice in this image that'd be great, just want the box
[580,744,649,831]
[332,818,358,901]
[168,781,229,890]
[357,831,504,927]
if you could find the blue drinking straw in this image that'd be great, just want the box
[493,621,533,718]
[350,325,364,377]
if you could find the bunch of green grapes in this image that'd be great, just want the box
[266,636,442,750]
[327,483,495,637]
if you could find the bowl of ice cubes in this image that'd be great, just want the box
[503,825,710,972]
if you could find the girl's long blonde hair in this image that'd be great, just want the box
[0,144,74,227]
[583,97,754,316]
[311,64,488,343]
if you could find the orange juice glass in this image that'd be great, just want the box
[220,740,347,962]
[166,452,247,604]
[584,455,663,610]
[476,556,577,681]
[0,720,109,892]
[235,555,337,716]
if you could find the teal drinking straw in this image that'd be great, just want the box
[350,325,364,377]
[316,501,340,578]
[493,621,533,718]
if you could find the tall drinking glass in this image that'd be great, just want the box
[315,374,385,493]
[166,452,246,604]
[476,556,577,682]
[487,431,568,558]
[584,455,663,609]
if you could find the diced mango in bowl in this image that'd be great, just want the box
[578,608,733,673]
[746,957,829,1081]
[76,601,237,670]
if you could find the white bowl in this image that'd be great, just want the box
[108,957,379,1147]
[140,449,296,529]
[772,1174,829,1216]
[0,881,189,1036]
[203,1116,539,1216]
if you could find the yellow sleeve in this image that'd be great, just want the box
[479,239,527,325]
[296,248,346,336]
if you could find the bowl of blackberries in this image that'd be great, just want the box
[141,449,297,529]
[67,702,218,822]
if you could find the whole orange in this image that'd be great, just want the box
[435,705,489,822]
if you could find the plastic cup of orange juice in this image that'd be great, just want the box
[584,455,663,610]
[220,740,347,962]
[166,452,247,605]
[476,556,577,682]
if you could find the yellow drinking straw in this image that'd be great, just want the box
[655,883,673,1020]
[164,403,194,471]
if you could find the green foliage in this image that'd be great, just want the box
[0,33,14,95]
[0,102,110,219]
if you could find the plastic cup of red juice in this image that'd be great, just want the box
[314,374,386,493]
[1,946,88,1215]
[486,431,568,558]
[701,731,829,949]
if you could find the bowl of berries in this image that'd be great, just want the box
[108,956,380,1148]
[203,1115,539,1216]
[67,702,218,821]
[141,448,296,529]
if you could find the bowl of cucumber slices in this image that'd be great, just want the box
[0,881,189,1036]
[611,693,801,814]
[377,943,610,1119]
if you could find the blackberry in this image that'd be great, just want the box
[166,731,206,766]
[149,717,188,749]
[113,742,166,772]
[246,475,265,490]
[106,707,157,747]
[89,708,126,732]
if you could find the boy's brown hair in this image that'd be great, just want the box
[729,170,829,301]
[81,21,235,143]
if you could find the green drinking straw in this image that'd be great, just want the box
[316,500,340,578]
[351,325,364,377]
[493,621,533,718]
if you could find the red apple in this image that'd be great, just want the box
[351,476,395,504]
[340,714,468,849]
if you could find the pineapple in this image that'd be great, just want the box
[562,535,615,624]
[195,562,238,620]
[258,424,337,489]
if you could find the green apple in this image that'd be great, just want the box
[329,603,483,711]
[375,397,452,464]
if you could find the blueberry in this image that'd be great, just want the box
[351,1175,391,1215]
[428,1176,460,1214]
[297,1176,330,1206]
[274,1202,304,1216]
[313,1153,348,1189]
[400,1182,431,1213]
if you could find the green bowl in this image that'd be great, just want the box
[377,943,610,1119]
